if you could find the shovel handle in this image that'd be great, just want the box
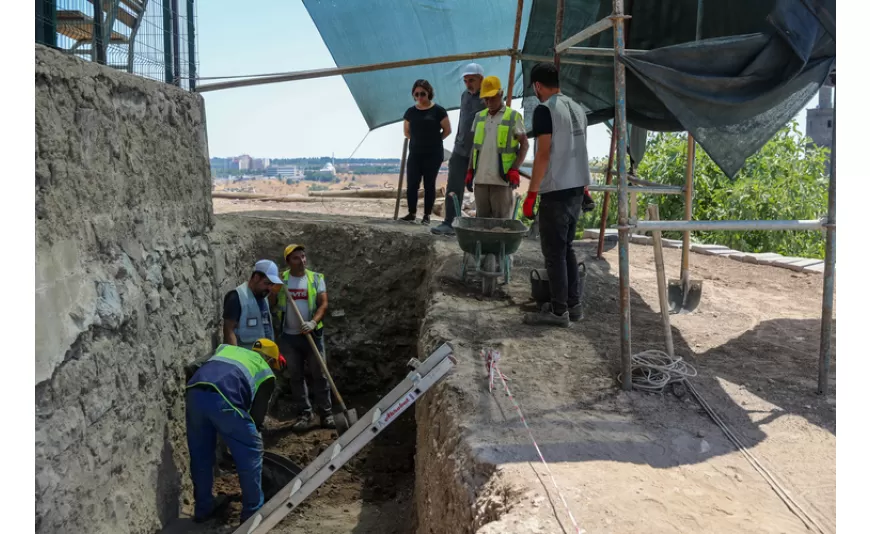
[286,295,349,412]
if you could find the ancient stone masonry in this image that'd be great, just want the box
[35,45,215,534]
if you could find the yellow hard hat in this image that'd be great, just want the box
[283,244,305,260]
[251,338,281,369]
[480,76,502,98]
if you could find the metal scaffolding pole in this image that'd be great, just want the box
[196,49,513,92]
[818,86,836,396]
[554,0,565,69]
[187,0,197,91]
[634,218,826,232]
[171,0,182,86]
[505,0,524,106]
[613,0,632,389]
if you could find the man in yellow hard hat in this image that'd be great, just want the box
[275,244,333,432]
[185,339,286,524]
[465,75,530,219]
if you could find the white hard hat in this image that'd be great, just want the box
[461,63,484,79]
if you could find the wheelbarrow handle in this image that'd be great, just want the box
[530,268,542,281]
[449,192,462,221]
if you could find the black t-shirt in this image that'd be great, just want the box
[530,105,553,138]
[404,104,448,155]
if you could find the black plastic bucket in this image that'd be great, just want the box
[530,262,586,305]
[262,452,303,501]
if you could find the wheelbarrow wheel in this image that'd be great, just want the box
[482,254,499,296]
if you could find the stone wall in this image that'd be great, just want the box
[34,45,216,534]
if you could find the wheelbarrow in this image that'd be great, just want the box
[450,193,528,296]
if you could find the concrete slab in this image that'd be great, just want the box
[662,239,683,249]
[803,263,826,273]
[690,243,732,256]
[630,235,652,245]
[741,252,781,265]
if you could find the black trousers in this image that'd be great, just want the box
[406,151,443,215]
[538,191,583,314]
[444,153,470,224]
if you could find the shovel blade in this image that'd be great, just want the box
[667,279,703,314]
[333,409,359,434]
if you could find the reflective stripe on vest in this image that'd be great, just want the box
[187,344,274,420]
[234,283,272,349]
[276,270,324,331]
[471,107,520,181]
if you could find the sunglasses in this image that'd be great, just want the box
[414,91,428,97]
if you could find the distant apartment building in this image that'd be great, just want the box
[266,165,304,179]
[238,154,253,171]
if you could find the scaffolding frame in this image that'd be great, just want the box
[194,0,836,395]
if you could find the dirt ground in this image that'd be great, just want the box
[168,207,835,534]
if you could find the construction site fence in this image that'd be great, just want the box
[35,0,199,91]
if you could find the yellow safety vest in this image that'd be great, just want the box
[275,269,325,332]
[471,107,520,181]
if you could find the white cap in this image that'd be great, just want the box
[253,259,283,285]
[461,63,484,79]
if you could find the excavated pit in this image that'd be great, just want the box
[201,214,442,533]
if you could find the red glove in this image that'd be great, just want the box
[523,191,538,219]
[507,169,520,189]
[465,169,474,193]
[277,355,287,371]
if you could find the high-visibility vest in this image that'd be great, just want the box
[471,107,520,181]
[275,269,325,332]
[234,283,274,349]
[187,344,275,420]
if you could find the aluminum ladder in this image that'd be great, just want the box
[233,343,457,534]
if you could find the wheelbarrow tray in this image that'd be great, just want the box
[453,217,528,256]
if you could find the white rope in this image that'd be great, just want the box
[621,349,697,393]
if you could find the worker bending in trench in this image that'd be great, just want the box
[275,244,334,431]
[185,339,286,523]
[465,75,530,218]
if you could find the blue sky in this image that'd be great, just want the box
[197,0,820,161]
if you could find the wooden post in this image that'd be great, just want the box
[393,138,410,220]
[597,126,618,258]
[554,0,565,69]
[505,0,525,106]
[680,136,695,289]
[648,205,675,358]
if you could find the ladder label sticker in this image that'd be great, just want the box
[378,390,418,427]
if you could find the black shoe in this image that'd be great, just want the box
[321,414,336,429]
[567,303,584,321]
[431,222,455,236]
[523,303,570,327]
[400,213,416,222]
[291,413,316,433]
[422,214,431,225]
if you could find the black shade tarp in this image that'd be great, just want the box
[521,0,835,178]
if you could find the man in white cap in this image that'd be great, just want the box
[431,62,487,236]
[222,259,283,349]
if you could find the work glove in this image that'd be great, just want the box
[465,169,474,193]
[301,320,317,334]
[277,354,287,371]
[523,191,538,219]
[507,169,520,190]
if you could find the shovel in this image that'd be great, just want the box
[286,296,358,433]
[667,134,703,314]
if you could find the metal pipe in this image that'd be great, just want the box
[554,0,565,69]
[565,46,646,56]
[506,0,524,106]
[628,173,677,189]
[681,136,695,286]
[162,0,173,83]
[393,138,409,220]
[818,86,836,396]
[588,184,684,195]
[195,49,513,93]
[695,0,704,41]
[633,218,826,232]
[555,16,614,53]
[93,0,105,64]
[520,54,612,68]
[597,127,618,259]
[171,0,182,86]
[187,0,196,91]
[613,0,632,390]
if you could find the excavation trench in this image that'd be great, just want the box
[203,215,443,533]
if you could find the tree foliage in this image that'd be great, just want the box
[577,120,830,258]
